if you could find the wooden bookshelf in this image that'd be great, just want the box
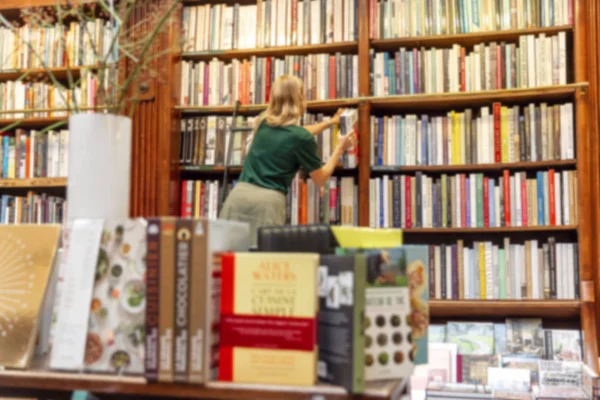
[370,25,573,51]
[402,226,577,234]
[371,160,578,174]
[368,84,583,111]
[177,98,362,115]
[0,117,66,129]
[183,42,358,62]
[177,85,581,115]
[0,66,89,82]
[0,177,67,188]
[0,369,406,400]
[430,300,581,319]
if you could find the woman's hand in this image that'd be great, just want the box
[337,131,357,152]
[329,108,345,126]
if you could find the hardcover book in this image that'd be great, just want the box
[317,254,366,393]
[506,318,545,358]
[218,252,319,386]
[0,225,61,369]
[84,219,147,374]
[362,248,413,381]
[446,322,495,355]
[543,329,582,361]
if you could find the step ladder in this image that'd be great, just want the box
[219,101,254,210]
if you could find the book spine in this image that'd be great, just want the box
[159,218,176,382]
[145,218,161,382]
[174,219,192,382]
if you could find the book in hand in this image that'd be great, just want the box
[339,109,359,169]
[317,254,367,393]
[218,252,319,386]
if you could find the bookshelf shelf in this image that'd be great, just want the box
[0,369,405,400]
[370,25,573,51]
[369,84,583,111]
[403,226,577,234]
[176,98,361,115]
[176,85,582,116]
[430,300,581,319]
[0,117,66,129]
[0,66,88,82]
[182,42,358,62]
[180,166,357,175]
[371,160,578,174]
[0,177,67,188]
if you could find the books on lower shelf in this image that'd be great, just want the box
[0,19,117,70]
[368,0,573,39]
[369,170,577,228]
[180,176,357,226]
[370,32,567,96]
[182,0,358,52]
[180,53,359,107]
[370,102,575,167]
[427,237,579,301]
[288,175,357,226]
[180,111,358,169]
[0,192,66,224]
[1,129,69,179]
[422,319,591,398]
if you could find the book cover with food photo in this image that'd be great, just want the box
[84,219,147,374]
[218,252,319,386]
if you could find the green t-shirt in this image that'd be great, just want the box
[239,122,323,194]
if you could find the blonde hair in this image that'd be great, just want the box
[255,75,306,128]
[245,75,306,152]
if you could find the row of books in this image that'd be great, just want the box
[371,33,568,96]
[0,72,100,118]
[369,102,575,167]
[369,0,574,39]
[0,20,116,71]
[368,170,578,228]
[427,238,578,301]
[0,193,66,224]
[429,319,582,362]
[288,175,357,225]
[179,116,251,168]
[182,0,358,52]
[180,53,359,107]
[1,129,69,179]
[179,176,358,226]
[180,111,358,170]
[424,320,588,397]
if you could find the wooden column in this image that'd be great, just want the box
[129,0,181,217]
[574,0,600,371]
[587,0,600,354]
[357,0,371,226]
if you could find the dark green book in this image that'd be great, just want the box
[317,254,366,393]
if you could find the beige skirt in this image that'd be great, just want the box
[219,182,286,246]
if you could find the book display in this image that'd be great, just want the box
[0,0,599,399]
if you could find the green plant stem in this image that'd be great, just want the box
[116,0,180,114]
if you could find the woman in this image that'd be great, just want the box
[220,75,357,245]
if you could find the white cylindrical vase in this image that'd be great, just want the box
[67,114,132,221]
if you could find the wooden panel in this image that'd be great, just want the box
[587,0,600,356]
[371,25,572,51]
[0,177,66,188]
[403,226,577,234]
[574,0,600,372]
[0,370,404,400]
[371,160,577,174]
[430,300,581,319]
[369,85,582,111]
[183,42,358,62]
[357,0,371,227]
